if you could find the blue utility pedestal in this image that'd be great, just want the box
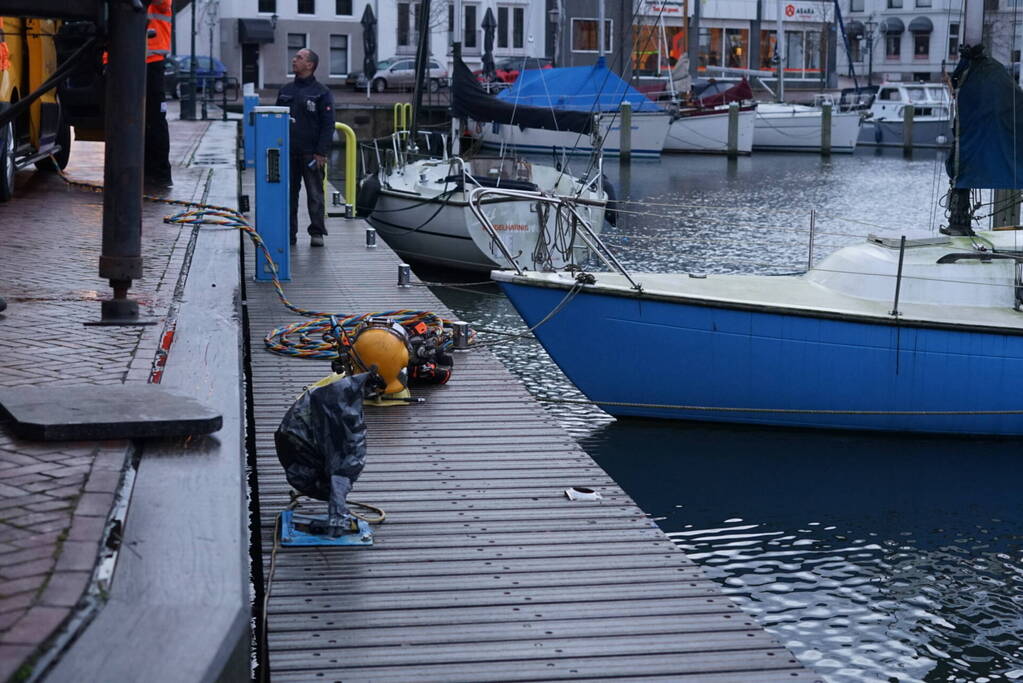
[242,94,259,169]
[253,106,290,282]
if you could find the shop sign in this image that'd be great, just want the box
[640,0,687,16]
[778,1,833,22]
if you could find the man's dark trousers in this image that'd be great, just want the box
[290,154,327,241]
[144,59,172,183]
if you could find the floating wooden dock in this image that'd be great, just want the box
[245,213,818,681]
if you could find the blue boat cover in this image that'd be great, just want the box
[951,49,1023,189]
[497,57,665,113]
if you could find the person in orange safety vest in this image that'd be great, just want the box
[145,0,173,187]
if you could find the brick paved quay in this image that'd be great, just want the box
[0,115,248,682]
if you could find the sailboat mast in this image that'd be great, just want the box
[408,0,432,152]
[776,0,785,102]
[598,0,605,57]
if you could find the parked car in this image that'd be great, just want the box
[164,55,227,99]
[347,57,448,93]
[0,16,71,202]
[474,56,554,85]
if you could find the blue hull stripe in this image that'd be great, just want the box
[498,281,1023,435]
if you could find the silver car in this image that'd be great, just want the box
[353,57,448,93]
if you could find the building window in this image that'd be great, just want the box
[335,0,352,15]
[757,29,823,75]
[329,34,349,75]
[948,23,959,57]
[498,6,525,49]
[885,33,901,58]
[497,7,509,48]
[287,33,306,74]
[258,0,276,12]
[913,33,929,57]
[464,4,479,49]
[297,0,314,14]
[571,18,613,52]
[916,0,932,6]
[850,0,863,10]
[850,37,863,62]
[398,2,413,47]
[887,0,902,6]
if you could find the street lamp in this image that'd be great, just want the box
[864,19,877,87]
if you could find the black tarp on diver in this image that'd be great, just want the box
[274,372,371,535]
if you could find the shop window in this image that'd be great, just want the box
[850,37,863,62]
[572,18,613,52]
[329,34,348,75]
[759,29,777,69]
[632,23,686,75]
[725,28,749,68]
[697,27,722,68]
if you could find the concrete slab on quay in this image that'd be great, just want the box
[245,181,817,680]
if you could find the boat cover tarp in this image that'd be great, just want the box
[951,49,1023,189]
[698,78,753,107]
[497,57,666,114]
[451,54,594,134]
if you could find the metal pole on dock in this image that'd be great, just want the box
[820,101,832,155]
[97,0,147,323]
[903,104,914,155]
[619,101,631,162]
[727,101,739,158]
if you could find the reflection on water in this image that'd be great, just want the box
[425,149,1023,682]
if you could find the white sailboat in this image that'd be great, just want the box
[361,31,607,273]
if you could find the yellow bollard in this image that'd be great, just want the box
[392,102,412,133]
[325,122,358,218]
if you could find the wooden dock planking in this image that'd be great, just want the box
[245,207,815,680]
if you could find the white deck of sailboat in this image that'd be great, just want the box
[492,232,1023,332]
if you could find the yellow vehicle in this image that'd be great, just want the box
[0,16,71,202]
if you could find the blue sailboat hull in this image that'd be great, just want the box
[498,281,1023,435]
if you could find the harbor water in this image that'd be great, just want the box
[342,148,1023,682]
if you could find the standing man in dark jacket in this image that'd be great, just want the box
[276,49,335,246]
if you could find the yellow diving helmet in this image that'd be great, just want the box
[350,318,411,395]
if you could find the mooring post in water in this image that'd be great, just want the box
[807,209,816,271]
[820,101,832,155]
[903,104,914,154]
[619,101,632,162]
[727,101,739,159]
[891,235,907,316]
[992,189,1021,228]
[97,0,147,323]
